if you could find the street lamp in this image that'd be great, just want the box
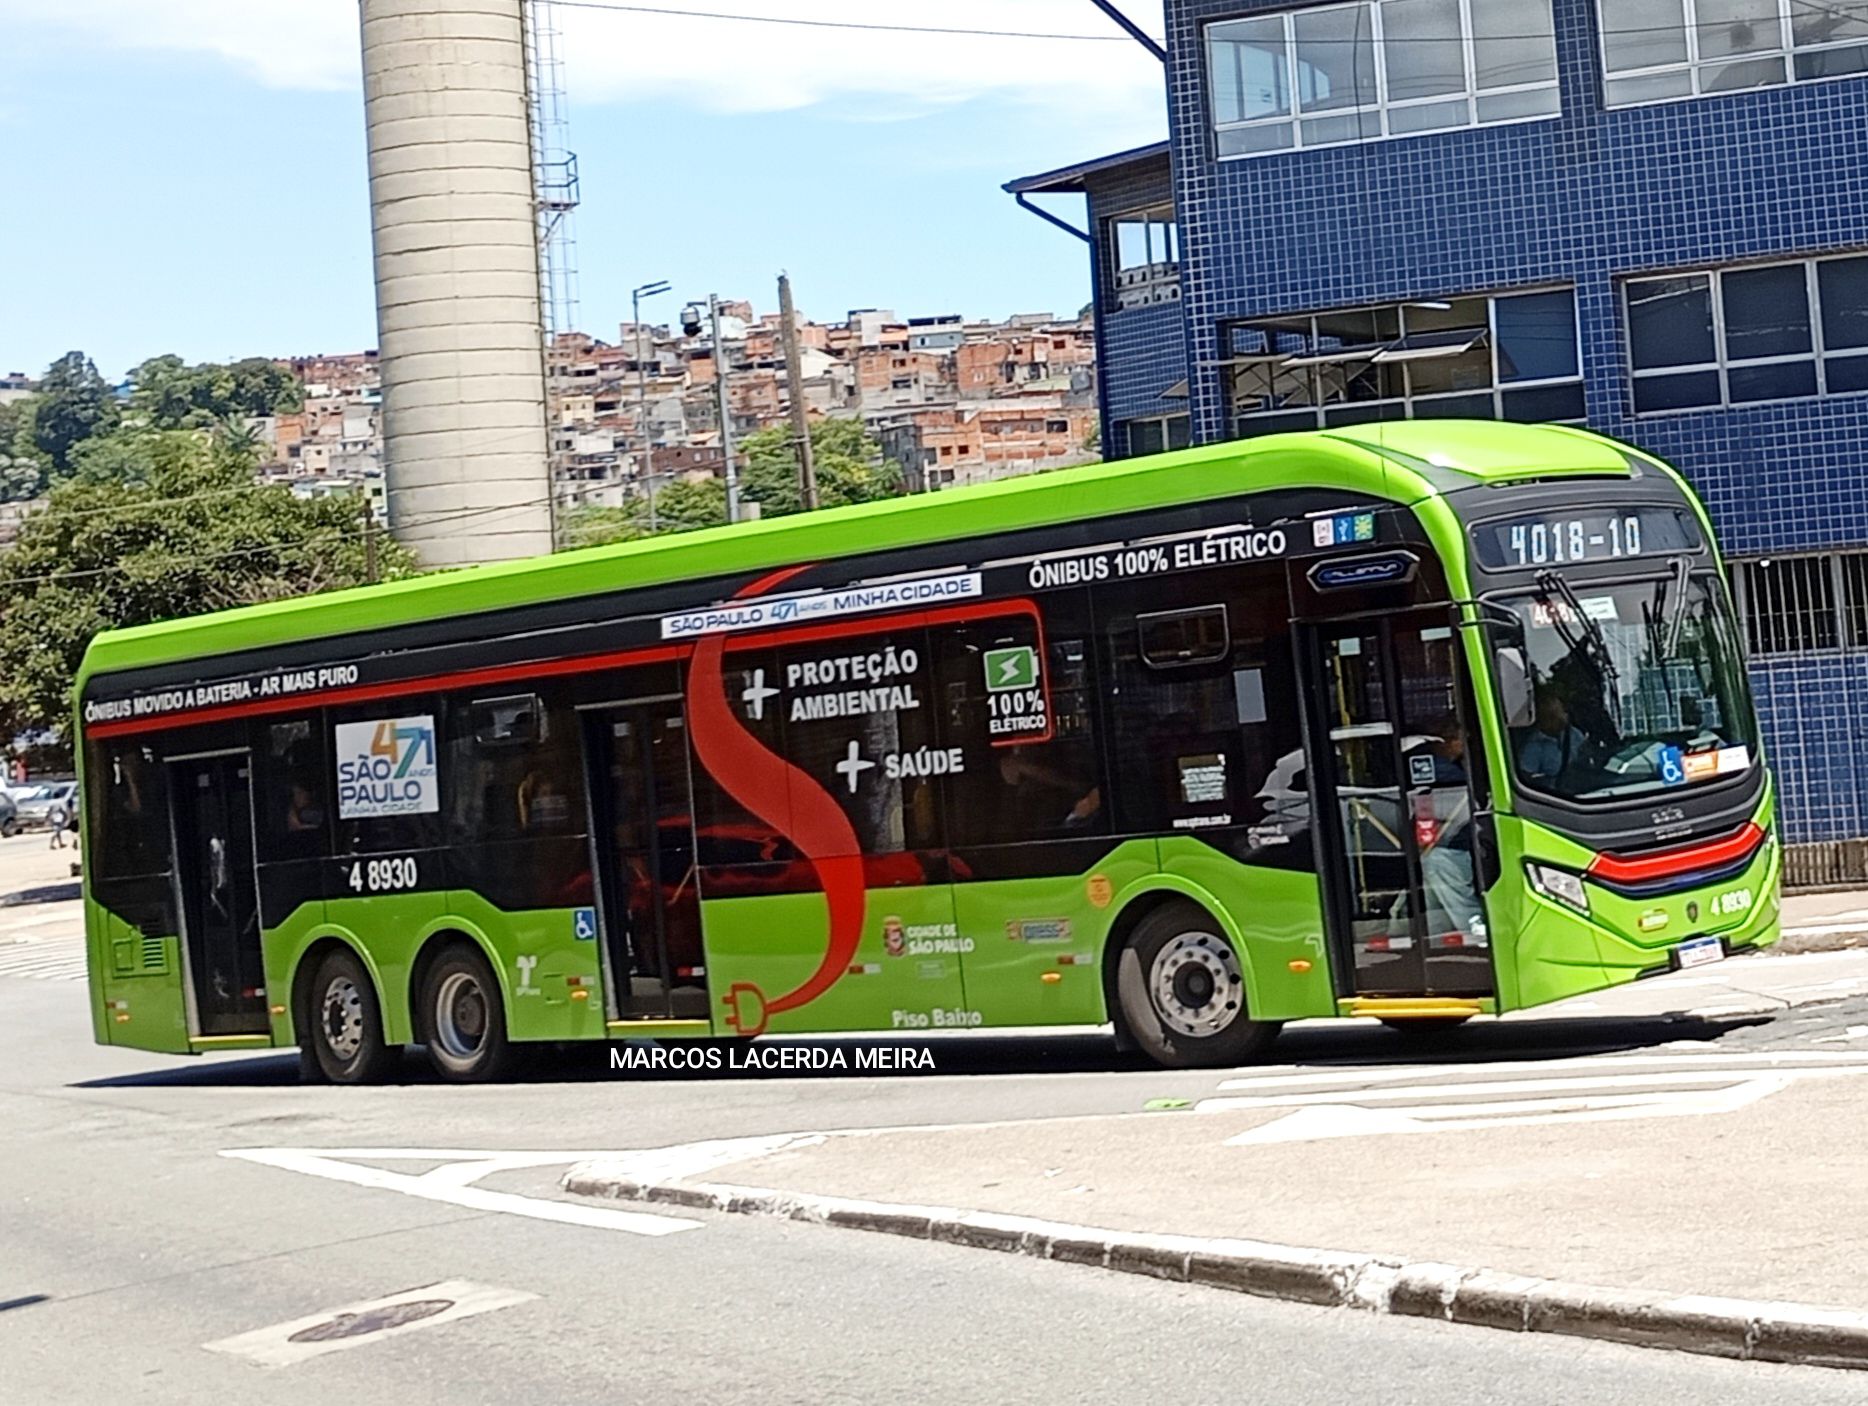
[682,294,741,524]
[632,279,671,529]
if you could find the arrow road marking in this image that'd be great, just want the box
[223,1148,703,1235]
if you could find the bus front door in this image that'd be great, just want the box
[168,751,269,1036]
[1305,613,1493,998]
[585,697,709,1021]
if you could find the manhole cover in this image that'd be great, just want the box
[288,1299,454,1343]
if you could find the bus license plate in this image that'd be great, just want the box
[1673,936,1724,971]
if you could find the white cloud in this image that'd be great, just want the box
[13,0,1167,133]
[554,0,1165,128]
[15,0,362,91]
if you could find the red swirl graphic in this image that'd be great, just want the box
[688,566,868,1035]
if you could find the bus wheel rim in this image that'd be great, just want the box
[434,971,486,1061]
[321,977,365,1061]
[1149,931,1244,1039]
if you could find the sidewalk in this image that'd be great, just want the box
[567,1048,1868,1366]
[0,831,85,955]
[1781,889,1868,951]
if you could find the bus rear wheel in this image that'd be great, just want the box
[1117,901,1281,1068]
[302,947,396,1085]
[420,946,511,1083]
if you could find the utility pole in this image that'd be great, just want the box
[361,491,380,585]
[710,295,741,524]
[631,279,671,531]
[777,271,819,511]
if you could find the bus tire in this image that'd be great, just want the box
[420,945,511,1083]
[302,947,395,1085]
[1117,901,1281,1068]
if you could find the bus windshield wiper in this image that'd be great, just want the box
[1661,555,1693,657]
[1535,569,1619,689]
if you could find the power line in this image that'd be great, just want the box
[540,0,1865,47]
[544,0,1162,43]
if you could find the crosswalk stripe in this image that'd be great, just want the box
[0,944,88,981]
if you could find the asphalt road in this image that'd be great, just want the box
[10,948,1868,1403]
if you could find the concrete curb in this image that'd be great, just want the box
[562,1165,1868,1370]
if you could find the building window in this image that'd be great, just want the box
[1599,0,1868,107]
[1206,0,1558,158]
[1227,287,1582,435]
[1732,552,1868,653]
[1125,415,1193,457]
[1107,204,1181,310]
[1625,255,1868,413]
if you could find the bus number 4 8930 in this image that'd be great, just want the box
[347,857,419,893]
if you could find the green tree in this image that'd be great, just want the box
[564,421,900,550]
[0,428,414,737]
[738,418,901,517]
[562,478,729,549]
[0,398,50,503]
[128,354,303,429]
[31,351,119,472]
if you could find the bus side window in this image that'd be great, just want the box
[772,628,943,858]
[688,649,802,872]
[1096,565,1308,864]
[87,740,169,880]
[448,692,582,844]
[329,699,444,856]
[255,716,329,862]
[933,590,1107,847]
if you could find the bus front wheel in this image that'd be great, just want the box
[302,947,396,1085]
[420,946,511,1083]
[1117,901,1281,1068]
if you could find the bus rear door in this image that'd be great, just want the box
[167,750,269,1036]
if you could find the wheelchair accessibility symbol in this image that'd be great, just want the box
[1658,745,1687,787]
[573,907,598,941]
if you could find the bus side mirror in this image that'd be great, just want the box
[1496,646,1534,729]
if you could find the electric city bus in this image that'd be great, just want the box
[74,421,1779,1081]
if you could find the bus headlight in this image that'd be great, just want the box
[1527,863,1590,916]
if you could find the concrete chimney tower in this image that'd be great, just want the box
[358,0,554,567]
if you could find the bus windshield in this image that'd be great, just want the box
[1495,568,1756,804]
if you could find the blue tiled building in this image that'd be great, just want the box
[1010,0,1868,868]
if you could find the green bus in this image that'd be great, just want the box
[75,420,1779,1081]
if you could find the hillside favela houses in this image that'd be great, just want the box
[543,304,1099,509]
[209,304,1098,532]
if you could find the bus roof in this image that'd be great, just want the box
[76,420,1638,688]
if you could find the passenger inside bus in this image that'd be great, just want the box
[1416,716,1481,942]
[995,747,1102,833]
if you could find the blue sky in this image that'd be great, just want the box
[3,1,1167,382]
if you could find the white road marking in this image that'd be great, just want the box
[1202,1066,1866,1113]
[222,1149,703,1236]
[1209,1052,1868,1144]
[1208,1048,1868,1096]
[1225,1078,1788,1145]
[204,1279,536,1368]
[0,944,87,981]
[1782,921,1868,938]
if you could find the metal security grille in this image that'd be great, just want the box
[1730,554,1868,654]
